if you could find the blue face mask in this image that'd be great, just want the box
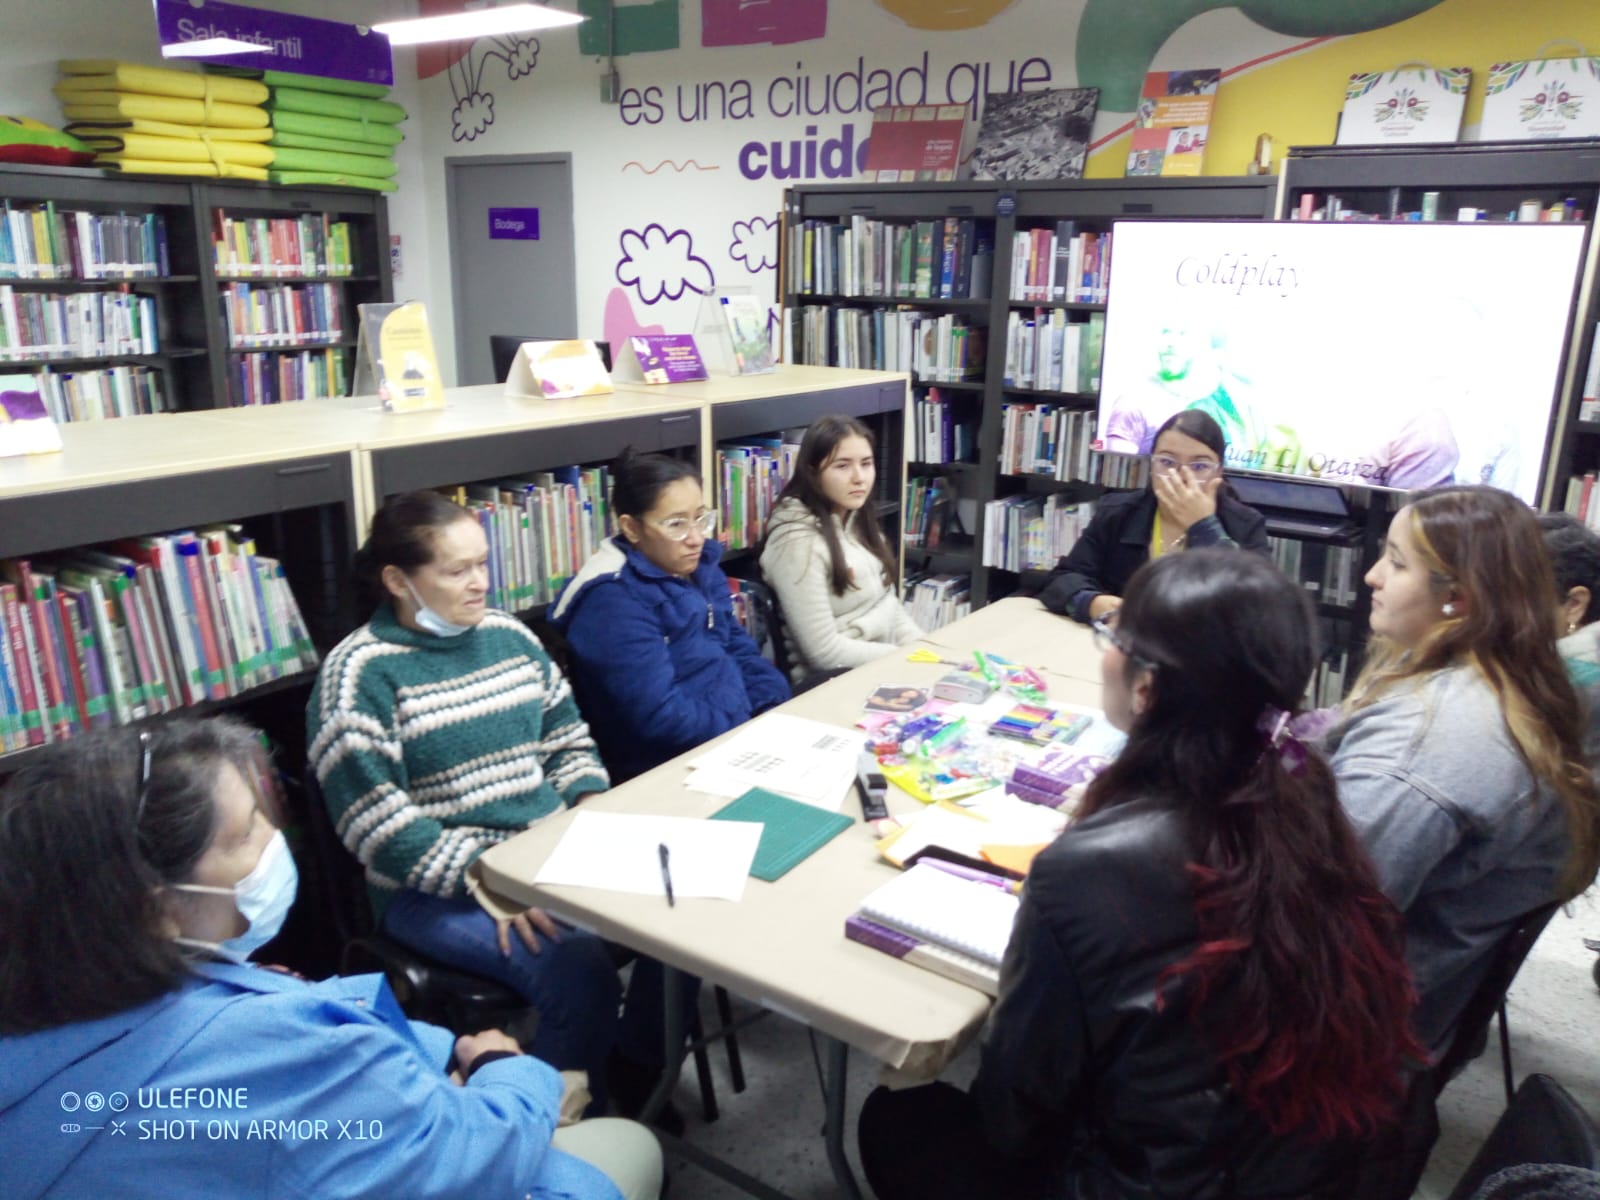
[174,831,299,962]
[404,578,472,638]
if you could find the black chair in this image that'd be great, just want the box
[491,335,612,383]
[299,772,530,1036]
[1445,1074,1600,1200]
[1345,901,1567,1200]
[1435,901,1563,1107]
[726,575,795,680]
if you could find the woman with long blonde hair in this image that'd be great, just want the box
[1329,484,1600,1054]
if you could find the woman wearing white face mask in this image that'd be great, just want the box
[308,491,668,1120]
[0,718,662,1200]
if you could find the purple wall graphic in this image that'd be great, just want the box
[615,224,716,305]
[448,35,540,142]
[730,216,779,273]
[702,0,827,46]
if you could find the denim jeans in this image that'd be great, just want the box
[382,890,621,1104]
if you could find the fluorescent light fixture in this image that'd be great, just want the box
[161,36,270,57]
[372,3,582,46]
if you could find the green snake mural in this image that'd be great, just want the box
[1076,0,1452,111]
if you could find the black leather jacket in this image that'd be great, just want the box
[1036,489,1270,623]
[973,796,1356,1199]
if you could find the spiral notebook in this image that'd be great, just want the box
[855,861,1020,968]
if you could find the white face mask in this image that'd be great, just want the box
[173,831,298,961]
[404,578,472,638]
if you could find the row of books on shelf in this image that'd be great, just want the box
[0,286,159,360]
[717,436,801,552]
[1009,224,1110,304]
[999,403,1099,481]
[1578,328,1600,421]
[1292,191,1587,223]
[37,364,169,422]
[910,389,978,464]
[903,572,971,633]
[790,305,984,383]
[443,469,615,612]
[788,215,994,301]
[1266,536,1363,609]
[1002,310,1105,395]
[982,494,1095,573]
[229,347,347,407]
[213,211,357,279]
[221,281,344,350]
[903,476,955,549]
[0,531,317,753]
[0,202,170,280]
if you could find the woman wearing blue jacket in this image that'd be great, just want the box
[0,718,661,1200]
[551,451,791,782]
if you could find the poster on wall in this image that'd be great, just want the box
[1094,220,1587,506]
[1126,69,1219,178]
[968,87,1100,181]
[1335,66,1470,146]
[1481,58,1600,140]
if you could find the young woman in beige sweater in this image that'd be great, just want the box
[759,415,922,680]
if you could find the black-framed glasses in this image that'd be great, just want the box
[135,728,152,829]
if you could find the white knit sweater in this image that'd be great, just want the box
[759,497,923,677]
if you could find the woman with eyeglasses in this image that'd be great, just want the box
[308,490,651,1118]
[0,718,662,1200]
[858,550,1421,1199]
[758,415,922,682]
[1037,409,1269,623]
[550,449,790,783]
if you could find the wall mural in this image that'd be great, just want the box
[703,0,828,46]
[1075,0,1452,110]
[615,224,716,306]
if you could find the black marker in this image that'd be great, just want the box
[658,842,676,907]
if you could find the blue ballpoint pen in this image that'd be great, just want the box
[658,842,676,907]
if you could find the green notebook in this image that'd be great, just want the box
[710,787,855,882]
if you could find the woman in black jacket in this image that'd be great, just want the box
[859,549,1422,1200]
[1038,408,1269,622]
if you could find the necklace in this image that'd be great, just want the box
[1163,530,1187,554]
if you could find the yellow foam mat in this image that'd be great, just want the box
[58,92,268,130]
[65,117,274,143]
[100,156,269,181]
[80,133,274,167]
[57,61,268,105]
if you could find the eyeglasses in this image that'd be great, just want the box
[1151,454,1221,479]
[652,510,718,542]
[135,728,153,830]
[1092,613,1159,670]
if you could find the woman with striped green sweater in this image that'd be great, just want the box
[308,491,643,1112]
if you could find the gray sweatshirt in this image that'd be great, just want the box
[1326,665,1570,1055]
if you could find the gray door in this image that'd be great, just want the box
[445,154,577,386]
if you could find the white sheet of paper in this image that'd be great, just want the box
[533,811,763,902]
[684,713,860,807]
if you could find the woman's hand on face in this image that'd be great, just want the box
[1152,466,1220,532]
[496,906,563,957]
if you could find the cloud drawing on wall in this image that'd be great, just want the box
[1075,0,1449,111]
[616,225,716,305]
[453,92,494,141]
[445,35,542,142]
[730,217,778,274]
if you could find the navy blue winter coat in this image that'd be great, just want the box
[550,537,790,782]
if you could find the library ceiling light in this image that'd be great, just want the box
[372,3,582,46]
[162,37,269,58]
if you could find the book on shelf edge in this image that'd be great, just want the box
[1126,69,1219,178]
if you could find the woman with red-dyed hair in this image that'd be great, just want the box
[858,548,1421,1199]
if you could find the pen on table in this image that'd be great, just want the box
[658,842,676,907]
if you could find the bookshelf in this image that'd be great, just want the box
[0,165,391,420]
[0,366,903,771]
[1278,140,1600,513]
[782,178,1277,609]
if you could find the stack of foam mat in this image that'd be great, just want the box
[56,60,273,180]
[215,67,404,192]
